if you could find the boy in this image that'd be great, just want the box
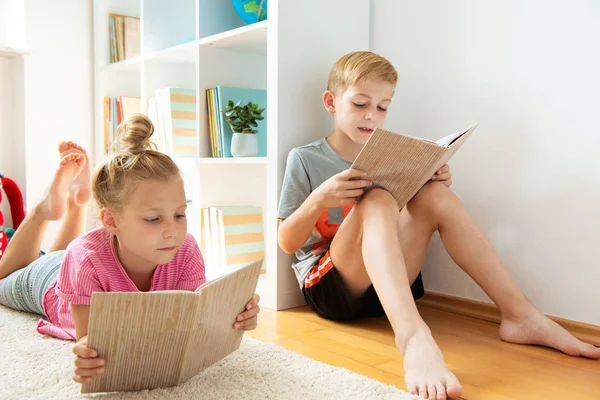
[277,51,600,400]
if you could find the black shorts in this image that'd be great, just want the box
[302,251,425,321]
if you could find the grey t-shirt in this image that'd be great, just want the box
[278,138,354,288]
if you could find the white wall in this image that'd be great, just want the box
[0,56,26,230]
[371,0,600,325]
[23,0,94,250]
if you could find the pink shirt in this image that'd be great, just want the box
[37,227,206,340]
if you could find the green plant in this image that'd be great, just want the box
[222,100,265,134]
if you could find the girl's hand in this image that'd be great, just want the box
[233,293,261,331]
[431,164,452,187]
[72,336,105,384]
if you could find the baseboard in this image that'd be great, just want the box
[417,291,600,345]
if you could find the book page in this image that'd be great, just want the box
[435,124,477,148]
[431,124,479,173]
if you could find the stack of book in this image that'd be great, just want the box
[103,96,141,154]
[200,206,266,277]
[206,86,267,158]
[108,13,140,63]
[147,87,198,158]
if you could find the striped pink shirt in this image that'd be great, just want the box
[37,227,206,340]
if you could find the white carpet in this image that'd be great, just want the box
[0,306,418,399]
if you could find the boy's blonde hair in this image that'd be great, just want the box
[327,51,398,94]
[92,114,181,212]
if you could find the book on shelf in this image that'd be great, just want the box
[81,259,263,394]
[103,96,141,154]
[351,124,479,209]
[205,86,267,158]
[108,13,140,63]
[201,206,266,278]
[148,87,197,158]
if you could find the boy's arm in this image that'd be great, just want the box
[278,162,371,254]
[278,191,324,254]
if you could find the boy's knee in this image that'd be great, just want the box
[359,188,399,211]
[411,181,455,213]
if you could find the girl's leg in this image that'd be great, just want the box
[46,199,87,253]
[47,143,91,252]
[0,152,85,280]
[0,250,63,315]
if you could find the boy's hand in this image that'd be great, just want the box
[234,293,261,331]
[313,169,372,208]
[72,336,105,384]
[431,164,452,187]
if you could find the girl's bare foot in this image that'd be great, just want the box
[500,306,600,359]
[401,328,464,399]
[35,153,85,220]
[58,141,86,158]
[58,141,92,205]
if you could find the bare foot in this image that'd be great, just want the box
[58,141,92,205]
[35,153,86,220]
[58,141,86,159]
[402,329,464,399]
[500,307,600,359]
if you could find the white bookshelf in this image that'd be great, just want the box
[92,0,370,310]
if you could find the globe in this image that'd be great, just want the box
[232,0,267,24]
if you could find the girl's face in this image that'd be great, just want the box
[111,177,188,273]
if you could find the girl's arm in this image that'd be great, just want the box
[71,304,105,384]
[71,304,90,341]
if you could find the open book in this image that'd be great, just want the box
[81,259,263,394]
[351,124,479,209]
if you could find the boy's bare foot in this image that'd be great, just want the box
[499,306,600,359]
[401,329,464,399]
[58,141,92,205]
[35,153,86,220]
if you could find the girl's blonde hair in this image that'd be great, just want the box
[92,114,181,212]
[327,51,398,94]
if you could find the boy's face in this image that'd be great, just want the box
[324,79,395,145]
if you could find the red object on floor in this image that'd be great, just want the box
[0,174,26,259]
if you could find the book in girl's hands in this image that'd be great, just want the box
[351,124,479,209]
[81,259,263,394]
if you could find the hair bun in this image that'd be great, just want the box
[117,113,155,154]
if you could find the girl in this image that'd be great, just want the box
[0,114,260,384]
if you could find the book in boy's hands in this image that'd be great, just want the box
[351,124,479,209]
[81,259,263,394]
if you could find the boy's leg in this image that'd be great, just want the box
[331,181,600,397]
[47,142,91,252]
[0,152,85,280]
[330,186,463,400]
[412,183,600,359]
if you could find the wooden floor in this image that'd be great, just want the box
[248,304,600,400]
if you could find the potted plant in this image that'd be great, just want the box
[221,100,265,157]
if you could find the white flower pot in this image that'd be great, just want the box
[231,132,258,157]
